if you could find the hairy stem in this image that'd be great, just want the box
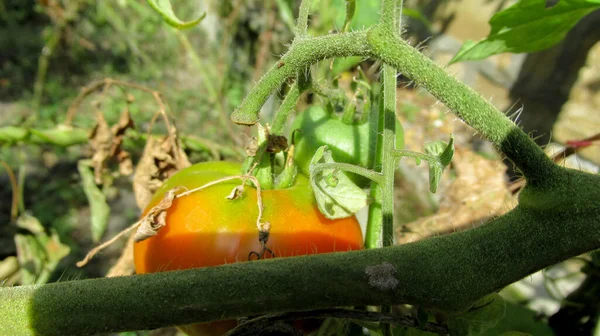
[271,82,301,135]
[365,25,554,183]
[311,162,384,185]
[295,0,312,37]
[231,31,371,125]
[2,170,599,335]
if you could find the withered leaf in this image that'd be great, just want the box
[133,131,191,210]
[267,134,288,153]
[134,186,186,242]
[226,185,245,200]
[89,111,113,184]
[88,107,135,184]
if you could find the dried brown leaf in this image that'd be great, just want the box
[132,131,191,210]
[267,134,288,153]
[134,186,186,242]
[88,107,135,184]
[226,185,245,200]
[89,110,113,184]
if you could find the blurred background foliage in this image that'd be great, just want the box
[1,0,599,335]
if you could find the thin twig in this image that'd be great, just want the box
[224,308,448,336]
[76,220,141,267]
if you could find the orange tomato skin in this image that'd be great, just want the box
[133,161,363,335]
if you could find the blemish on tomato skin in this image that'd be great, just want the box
[365,262,399,291]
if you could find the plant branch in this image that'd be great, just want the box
[230,31,371,125]
[224,308,448,336]
[365,25,555,183]
[311,162,384,185]
[0,161,19,221]
[232,25,556,182]
[380,0,396,28]
[271,82,301,135]
[0,125,241,159]
[295,0,312,37]
[2,177,599,335]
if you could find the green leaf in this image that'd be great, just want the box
[484,301,553,335]
[78,160,111,243]
[15,213,70,285]
[343,0,356,32]
[424,136,454,193]
[450,0,600,63]
[330,0,380,30]
[448,293,506,336]
[309,146,368,219]
[402,8,433,30]
[146,0,206,29]
[274,0,296,32]
[0,126,28,144]
[29,126,88,147]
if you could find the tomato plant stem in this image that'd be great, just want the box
[271,82,301,135]
[310,162,383,185]
[365,64,398,249]
[3,171,599,335]
[376,3,402,333]
[295,0,312,37]
[231,31,372,125]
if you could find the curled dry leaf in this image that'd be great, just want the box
[226,185,245,200]
[88,107,135,184]
[132,131,191,210]
[108,120,190,275]
[397,146,514,244]
[267,134,288,153]
[134,186,187,242]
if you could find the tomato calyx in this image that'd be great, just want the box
[242,122,298,191]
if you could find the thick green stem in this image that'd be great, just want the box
[234,24,556,183]
[375,6,401,333]
[2,168,599,334]
[365,63,398,249]
[230,31,371,125]
[365,25,554,184]
[271,82,301,135]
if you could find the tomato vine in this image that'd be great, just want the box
[1,0,600,335]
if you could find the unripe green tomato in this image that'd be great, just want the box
[292,106,404,187]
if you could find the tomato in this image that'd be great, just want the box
[292,106,404,188]
[133,161,363,335]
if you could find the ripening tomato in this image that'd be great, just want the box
[133,161,363,335]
